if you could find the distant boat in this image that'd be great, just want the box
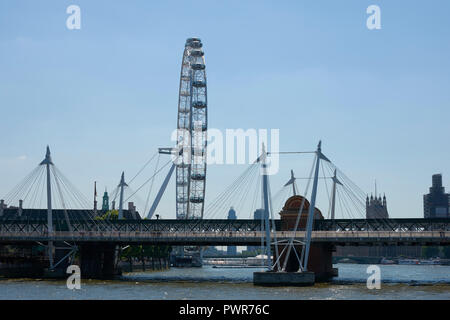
[398,258,420,265]
[380,257,395,265]
[419,258,441,265]
[246,254,270,266]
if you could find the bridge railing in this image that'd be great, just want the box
[0,230,448,243]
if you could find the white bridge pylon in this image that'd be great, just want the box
[267,141,333,272]
[146,148,177,219]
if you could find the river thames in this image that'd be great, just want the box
[0,264,449,300]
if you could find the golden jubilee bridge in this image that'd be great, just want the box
[1,38,449,282]
[1,143,449,281]
[0,213,449,246]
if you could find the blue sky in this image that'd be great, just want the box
[0,0,449,219]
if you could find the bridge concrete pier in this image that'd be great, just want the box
[254,270,315,286]
[79,243,121,279]
[274,242,337,282]
[272,195,339,283]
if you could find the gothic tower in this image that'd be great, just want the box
[102,189,110,212]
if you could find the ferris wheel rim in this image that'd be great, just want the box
[175,38,207,220]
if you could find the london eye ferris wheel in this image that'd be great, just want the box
[175,38,208,220]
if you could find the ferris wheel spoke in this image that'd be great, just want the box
[175,38,207,220]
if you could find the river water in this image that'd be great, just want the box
[0,264,449,300]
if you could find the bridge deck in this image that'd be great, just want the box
[0,218,449,245]
[0,230,448,246]
[0,218,449,232]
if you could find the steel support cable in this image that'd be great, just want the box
[336,188,347,223]
[274,188,291,214]
[235,165,258,212]
[325,162,354,220]
[282,155,315,271]
[26,167,45,208]
[123,186,146,218]
[342,188,363,219]
[324,162,336,219]
[325,161,368,221]
[204,159,260,218]
[110,187,120,204]
[124,157,175,203]
[53,166,91,207]
[330,161,393,230]
[340,181,366,219]
[55,172,88,210]
[335,188,347,220]
[52,167,86,227]
[143,153,161,217]
[338,187,359,234]
[238,169,260,219]
[234,164,260,217]
[270,185,291,215]
[249,173,261,219]
[53,172,78,209]
[337,185,356,220]
[35,168,47,209]
[271,185,287,203]
[338,185,373,231]
[341,179,394,230]
[57,166,92,208]
[338,173,366,212]
[204,165,256,218]
[267,176,281,270]
[51,166,73,231]
[21,166,45,204]
[245,166,261,211]
[52,167,108,229]
[320,160,332,219]
[50,171,66,231]
[207,164,259,219]
[204,164,258,219]
[3,166,40,202]
[127,151,159,186]
[341,186,360,221]
[35,168,46,209]
[3,166,42,205]
[335,167,367,200]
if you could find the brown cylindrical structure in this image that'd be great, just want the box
[274,195,337,281]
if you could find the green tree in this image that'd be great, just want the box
[442,246,450,259]
[95,210,119,220]
[422,246,440,258]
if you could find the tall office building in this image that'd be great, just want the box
[424,174,450,218]
[227,207,237,255]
